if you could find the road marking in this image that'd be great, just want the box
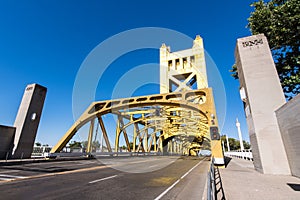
[89,175,118,184]
[0,165,110,184]
[0,174,27,182]
[0,156,178,184]
[103,157,177,166]
[0,177,13,181]
[0,174,26,179]
[0,170,20,174]
[148,164,158,168]
[154,159,204,200]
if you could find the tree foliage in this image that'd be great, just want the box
[68,141,82,148]
[221,135,251,151]
[81,140,100,150]
[35,142,41,147]
[231,0,300,99]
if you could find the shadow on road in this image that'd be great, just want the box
[0,165,73,173]
[287,183,300,191]
[224,156,232,168]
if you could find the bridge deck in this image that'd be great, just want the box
[0,156,209,199]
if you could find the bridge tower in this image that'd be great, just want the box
[12,83,47,159]
[160,35,208,93]
[51,36,224,166]
[160,36,224,164]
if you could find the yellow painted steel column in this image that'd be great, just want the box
[211,140,224,165]
[159,136,163,153]
[132,115,137,152]
[148,135,153,152]
[144,127,148,152]
[119,116,131,152]
[98,116,112,152]
[133,123,139,152]
[154,134,157,152]
[115,116,121,152]
[87,119,95,153]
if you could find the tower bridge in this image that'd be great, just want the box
[50,35,224,165]
[1,34,299,200]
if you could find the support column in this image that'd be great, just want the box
[115,116,121,152]
[87,119,95,153]
[133,123,137,152]
[98,116,112,152]
[236,118,245,151]
[12,84,47,158]
[235,34,290,175]
[159,136,163,153]
[119,116,131,152]
[144,128,148,152]
[226,135,230,152]
[154,134,157,152]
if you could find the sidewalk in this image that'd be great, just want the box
[219,157,300,200]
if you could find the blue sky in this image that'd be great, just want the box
[0,0,255,146]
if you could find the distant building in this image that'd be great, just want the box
[0,125,15,159]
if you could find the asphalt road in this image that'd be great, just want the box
[0,156,209,200]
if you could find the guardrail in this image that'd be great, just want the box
[45,151,165,158]
[207,158,216,200]
[224,150,253,161]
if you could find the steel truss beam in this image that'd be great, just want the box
[50,88,218,155]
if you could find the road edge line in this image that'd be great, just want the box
[154,159,204,200]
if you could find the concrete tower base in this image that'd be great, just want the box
[235,34,290,175]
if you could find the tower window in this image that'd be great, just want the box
[190,56,195,63]
[175,59,180,70]
[168,60,172,68]
[183,57,187,69]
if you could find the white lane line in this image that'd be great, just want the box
[0,177,13,181]
[148,164,158,168]
[88,175,118,184]
[154,159,204,200]
[0,170,20,174]
[0,174,26,179]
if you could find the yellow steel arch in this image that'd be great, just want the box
[50,88,223,164]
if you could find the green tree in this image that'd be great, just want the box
[243,140,251,149]
[92,141,100,151]
[129,142,134,149]
[121,145,127,150]
[81,140,100,151]
[68,141,82,148]
[231,0,300,99]
[221,135,251,151]
[35,142,41,147]
[81,141,88,148]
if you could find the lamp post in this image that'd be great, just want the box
[222,140,225,152]
[226,134,230,151]
[236,118,244,151]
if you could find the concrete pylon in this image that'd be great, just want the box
[235,34,290,175]
[12,83,47,159]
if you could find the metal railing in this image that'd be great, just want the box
[207,158,216,200]
[224,149,253,161]
[0,150,25,161]
[46,151,164,158]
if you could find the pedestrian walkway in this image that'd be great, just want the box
[219,157,300,200]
